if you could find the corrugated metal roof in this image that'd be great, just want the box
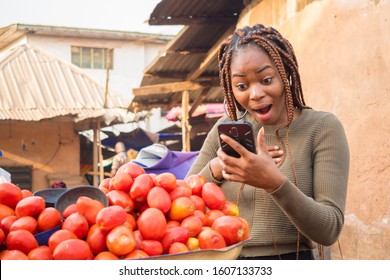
[130,0,246,112]
[0,44,133,127]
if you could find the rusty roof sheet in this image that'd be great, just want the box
[0,44,133,127]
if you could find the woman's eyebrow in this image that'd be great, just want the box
[232,65,272,77]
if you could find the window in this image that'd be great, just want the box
[71,47,113,69]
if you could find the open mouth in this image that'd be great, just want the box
[253,104,272,115]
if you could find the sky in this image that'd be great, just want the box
[0,0,182,35]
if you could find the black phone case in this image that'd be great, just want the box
[217,121,256,158]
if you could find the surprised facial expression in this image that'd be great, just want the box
[230,44,287,127]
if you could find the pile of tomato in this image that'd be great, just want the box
[0,162,250,260]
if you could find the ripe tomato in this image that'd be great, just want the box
[96,205,127,231]
[0,227,4,244]
[123,249,149,259]
[0,204,15,221]
[155,172,177,192]
[204,209,225,227]
[141,240,163,256]
[130,173,154,203]
[166,220,180,229]
[212,216,247,245]
[0,249,29,260]
[76,196,105,226]
[198,228,226,249]
[133,230,143,250]
[6,229,38,255]
[189,195,206,212]
[186,237,199,251]
[98,177,111,191]
[160,226,190,253]
[0,182,23,208]
[94,251,119,260]
[61,203,78,218]
[180,215,203,237]
[185,174,206,196]
[28,245,53,260]
[106,225,136,256]
[37,207,62,232]
[117,162,146,179]
[0,215,18,236]
[15,196,45,218]
[21,189,33,199]
[10,216,38,234]
[169,186,192,201]
[137,208,166,240]
[48,229,78,251]
[238,217,250,240]
[147,186,171,214]
[62,212,89,239]
[193,210,207,226]
[53,239,91,260]
[201,182,226,210]
[169,242,189,254]
[169,197,195,222]
[222,201,239,216]
[86,224,109,255]
[110,172,133,193]
[106,190,134,213]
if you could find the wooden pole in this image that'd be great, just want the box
[104,49,112,108]
[97,121,104,184]
[181,90,191,151]
[93,122,98,187]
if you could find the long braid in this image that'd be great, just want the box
[218,24,311,259]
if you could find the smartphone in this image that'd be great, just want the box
[217,121,256,158]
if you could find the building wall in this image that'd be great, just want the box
[240,0,390,259]
[0,120,86,192]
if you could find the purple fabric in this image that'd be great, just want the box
[134,149,199,179]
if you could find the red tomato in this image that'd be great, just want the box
[137,208,166,240]
[86,224,109,255]
[201,182,226,210]
[48,229,78,251]
[169,186,192,201]
[98,177,111,191]
[0,215,18,236]
[123,213,137,230]
[180,215,203,237]
[37,207,62,232]
[193,210,207,226]
[204,209,225,227]
[160,226,190,253]
[198,228,226,249]
[94,251,119,260]
[76,196,105,226]
[62,212,89,239]
[95,205,127,231]
[238,217,250,241]
[130,173,154,203]
[0,182,23,208]
[212,216,247,245]
[53,239,91,260]
[222,201,239,216]
[10,216,38,234]
[155,172,177,192]
[123,249,149,259]
[15,196,45,218]
[21,189,33,199]
[110,172,133,193]
[133,230,143,250]
[0,249,29,260]
[146,186,171,214]
[169,197,195,222]
[141,240,163,256]
[117,162,146,179]
[189,195,206,212]
[106,225,136,256]
[185,174,206,196]
[166,220,180,229]
[169,242,189,254]
[28,245,53,260]
[61,203,78,219]
[6,229,38,255]
[106,190,135,213]
[0,227,4,244]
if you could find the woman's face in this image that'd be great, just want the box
[230,44,287,127]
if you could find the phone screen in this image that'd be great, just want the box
[217,121,256,158]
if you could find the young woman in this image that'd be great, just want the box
[185,24,350,260]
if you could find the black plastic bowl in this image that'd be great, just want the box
[55,185,108,216]
[34,188,69,208]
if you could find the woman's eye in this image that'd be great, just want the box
[262,77,273,84]
[235,83,247,90]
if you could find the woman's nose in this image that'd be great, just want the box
[250,84,265,100]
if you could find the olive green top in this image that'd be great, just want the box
[185,109,350,257]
